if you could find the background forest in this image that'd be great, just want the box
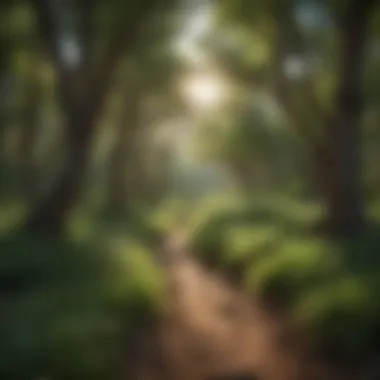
[0,0,380,379]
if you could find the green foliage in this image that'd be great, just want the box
[76,0,176,56]
[215,0,281,28]
[0,224,165,379]
[194,93,305,190]
[148,197,190,234]
[188,194,380,361]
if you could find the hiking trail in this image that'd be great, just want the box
[128,229,344,380]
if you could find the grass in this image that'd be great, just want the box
[187,193,380,364]
[0,202,166,380]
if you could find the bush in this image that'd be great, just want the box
[149,197,190,235]
[244,238,336,309]
[294,276,378,358]
[0,231,165,379]
[188,194,380,362]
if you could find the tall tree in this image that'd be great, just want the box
[207,0,378,235]
[16,51,43,201]
[0,1,15,193]
[106,15,184,211]
[107,74,142,212]
[24,0,176,234]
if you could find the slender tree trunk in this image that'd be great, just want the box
[0,121,6,198]
[0,112,6,166]
[107,88,140,213]
[317,116,364,235]
[311,142,361,235]
[17,79,42,201]
[316,0,375,236]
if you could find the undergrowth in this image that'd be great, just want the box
[0,204,165,379]
[188,193,380,364]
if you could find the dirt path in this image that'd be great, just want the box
[129,230,338,380]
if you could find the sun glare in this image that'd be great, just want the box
[181,73,228,111]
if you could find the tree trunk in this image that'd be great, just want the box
[107,136,136,213]
[107,89,140,213]
[315,0,375,236]
[271,0,376,236]
[25,0,161,235]
[319,111,365,235]
[24,108,95,235]
[313,142,364,235]
[0,116,6,177]
[17,81,42,201]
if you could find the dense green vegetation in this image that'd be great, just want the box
[1,0,380,378]
[187,193,380,363]
[0,205,165,379]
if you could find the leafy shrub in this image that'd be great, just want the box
[189,194,380,361]
[0,232,164,379]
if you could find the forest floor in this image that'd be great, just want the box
[128,229,350,380]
